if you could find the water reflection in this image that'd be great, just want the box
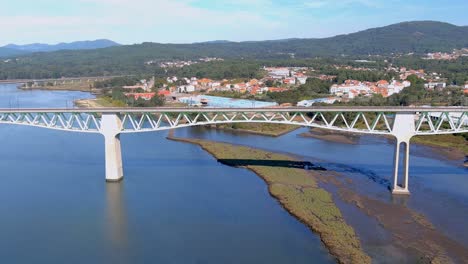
[106,182,128,250]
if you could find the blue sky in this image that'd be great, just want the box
[1,0,467,45]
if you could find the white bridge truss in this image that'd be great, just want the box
[1,107,467,195]
[0,107,466,135]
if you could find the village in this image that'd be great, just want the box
[120,64,468,107]
[423,48,468,60]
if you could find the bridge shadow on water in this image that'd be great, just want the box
[217,159,327,171]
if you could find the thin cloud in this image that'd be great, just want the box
[304,0,381,9]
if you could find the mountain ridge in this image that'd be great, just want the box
[1,21,468,79]
[1,39,120,54]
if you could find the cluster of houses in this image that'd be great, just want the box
[330,79,411,99]
[424,49,468,60]
[166,76,292,95]
[397,67,427,80]
[264,67,309,85]
[123,77,154,92]
[119,62,467,103]
[145,57,224,68]
[297,97,339,107]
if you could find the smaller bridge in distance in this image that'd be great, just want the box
[0,106,467,195]
[0,76,122,85]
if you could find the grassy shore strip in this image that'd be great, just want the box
[411,134,468,157]
[20,83,102,93]
[302,128,467,159]
[300,128,359,145]
[168,136,371,264]
[75,98,121,108]
[207,123,300,137]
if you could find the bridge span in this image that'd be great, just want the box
[1,106,467,195]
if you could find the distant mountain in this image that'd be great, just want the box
[194,40,233,44]
[1,39,120,55]
[0,47,29,58]
[1,21,468,79]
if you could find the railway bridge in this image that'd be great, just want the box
[0,106,467,194]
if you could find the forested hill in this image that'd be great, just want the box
[1,21,467,79]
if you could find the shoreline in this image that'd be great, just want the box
[301,128,467,162]
[168,133,468,263]
[168,133,371,264]
[74,95,467,164]
[74,98,110,108]
[205,124,300,137]
[300,128,360,145]
[20,86,103,94]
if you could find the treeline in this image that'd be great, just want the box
[109,88,165,107]
[167,60,264,80]
[93,76,144,88]
[266,78,332,104]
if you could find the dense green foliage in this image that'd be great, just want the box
[267,78,332,104]
[110,88,165,107]
[93,76,143,88]
[166,60,263,79]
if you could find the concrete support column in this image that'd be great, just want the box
[392,139,410,195]
[392,140,401,190]
[391,113,415,195]
[101,114,123,182]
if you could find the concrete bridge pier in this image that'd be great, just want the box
[392,138,410,194]
[391,113,415,195]
[100,114,123,182]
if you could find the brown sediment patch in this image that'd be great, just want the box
[167,134,370,264]
[412,144,466,161]
[20,84,102,94]
[206,123,300,137]
[316,171,468,263]
[303,128,467,164]
[74,99,106,108]
[300,128,359,145]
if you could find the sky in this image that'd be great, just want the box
[1,0,468,46]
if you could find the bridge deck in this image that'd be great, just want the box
[0,106,466,113]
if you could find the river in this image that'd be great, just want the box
[0,84,466,263]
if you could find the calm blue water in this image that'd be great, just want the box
[0,84,334,263]
[176,127,468,246]
[0,84,467,263]
[179,95,278,108]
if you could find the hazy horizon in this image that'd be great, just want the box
[2,20,468,47]
[2,0,468,46]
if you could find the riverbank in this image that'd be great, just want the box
[169,134,468,263]
[20,83,104,94]
[300,128,467,161]
[207,123,300,137]
[411,134,468,160]
[300,128,360,145]
[167,134,371,264]
[74,98,299,136]
[74,97,125,108]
